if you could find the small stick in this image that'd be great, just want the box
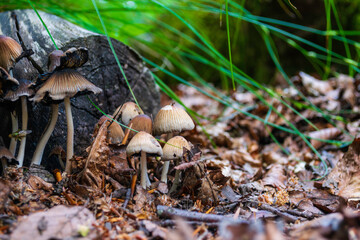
[63,189,77,205]
[246,201,301,223]
[157,205,231,223]
[130,173,137,198]
[121,123,133,145]
[53,169,62,182]
[155,219,233,228]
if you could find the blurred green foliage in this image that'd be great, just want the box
[1,0,360,87]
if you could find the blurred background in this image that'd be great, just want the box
[1,0,360,90]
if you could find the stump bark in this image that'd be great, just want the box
[0,10,160,168]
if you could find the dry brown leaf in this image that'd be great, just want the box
[27,175,53,191]
[309,128,341,149]
[300,72,332,96]
[262,164,286,189]
[11,205,96,240]
[323,137,360,199]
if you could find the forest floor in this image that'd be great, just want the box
[1,72,360,240]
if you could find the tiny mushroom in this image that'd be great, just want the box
[0,67,19,155]
[153,104,195,183]
[113,102,143,125]
[0,35,22,72]
[4,79,34,166]
[31,68,102,174]
[126,131,163,189]
[47,47,89,72]
[162,136,190,193]
[107,121,125,145]
[123,114,152,144]
[0,146,16,175]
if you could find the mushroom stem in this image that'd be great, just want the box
[160,133,173,183]
[31,104,59,165]
[64,97,74,175]
[8,69,18,155]
[169,159,181,194]
[9,110,18,155]
[140,151,150,189]
[16,96,28,166]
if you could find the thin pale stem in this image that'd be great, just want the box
[160,133,174,183]
[169,159,180,194]
[16,96,28,166]
[9,69,18,155]
[140,151,150,189]
[64,97,74,175]
[9,111,18,155]
[31,104,59,165]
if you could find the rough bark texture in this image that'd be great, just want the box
[0,10,160,168]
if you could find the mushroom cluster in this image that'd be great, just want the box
[0,35,196,194]
[0,34,102,175]
[31,48,102,174]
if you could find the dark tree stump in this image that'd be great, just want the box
[0,10,160,168]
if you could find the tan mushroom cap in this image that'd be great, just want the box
[162,136,190,160]
[0,35,22,70]
[48,50,65,72]
[126,131,162,157]
[125,114,152,140]
[0,146,15,160]
[4,79,34,101]
[0,66,19,85]
[107,121,125,145]
[153,104,195,135]
[32,68,102,102]
[114,102,142,125]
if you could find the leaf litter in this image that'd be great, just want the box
[1,72,360,239]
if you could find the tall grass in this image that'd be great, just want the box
[2,0,359,176]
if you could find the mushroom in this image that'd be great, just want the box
[162,136,190,193]
[0,35,22,72]
[113,102,143,125]
[0,146,16,175]
[153,104,195,183]
[123,114,152,144]
[107,121,125,145]
[4,79,34,166]
[0,67,19,155]
[47,47,89,72]
[49,145,66,170]
[48,50,65,72]
[126,131,162,189]
[31,68,102,174]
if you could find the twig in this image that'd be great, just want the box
[155,219,219,228]
[245,200,302,223]
[286,209,318,219]
[11,11,44,74]
[157,205,232,223]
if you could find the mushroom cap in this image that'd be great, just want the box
[4,79,34,101]
[0,35,22,70]
[47,47,89,72]
[48,50,65,72]
[63,47,89,69]
[126,131,162,157]
[162,136,190,160]
[125,114,152,140]
[107,121,125,145]
[153,105,195,135]
[32,68,102,102]
[114,102,142,125]
[0,67,19,96]
[0,146,15,160]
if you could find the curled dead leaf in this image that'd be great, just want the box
[309,128,341,149]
